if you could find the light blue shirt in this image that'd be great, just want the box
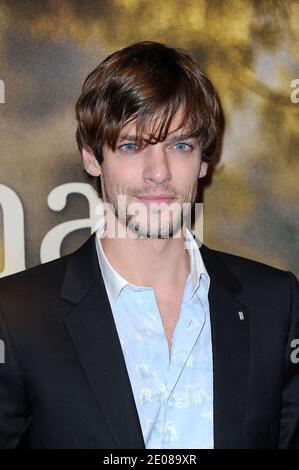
[95,223,213,449]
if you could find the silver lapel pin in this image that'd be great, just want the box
[238,311,245,320]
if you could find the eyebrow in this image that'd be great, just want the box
[118,133,197,144]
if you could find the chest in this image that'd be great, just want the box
[155,291,184,351]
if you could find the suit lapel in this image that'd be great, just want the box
[61,233,145,449]
[60,232,249,449]
[198,240,250,449]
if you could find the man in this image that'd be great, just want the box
[0,41,298,449]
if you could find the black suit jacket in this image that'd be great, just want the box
[0,232,298,449]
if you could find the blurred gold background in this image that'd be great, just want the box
[0,0,298,276]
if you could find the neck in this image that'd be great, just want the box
[100,222,190,291]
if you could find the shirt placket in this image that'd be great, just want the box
[161,282,207,446]
[133,287,170,447]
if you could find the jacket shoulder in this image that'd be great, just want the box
[201,243,296,285]
[0,254,70,308]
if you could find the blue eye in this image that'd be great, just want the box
[174,143,193,152]
[120,143,138,153]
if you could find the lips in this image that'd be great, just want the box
[138,194,174,199]
[136,194,175,202]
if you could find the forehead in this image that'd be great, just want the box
[118,105,193,140]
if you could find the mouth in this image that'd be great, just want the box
[135,195,176,204]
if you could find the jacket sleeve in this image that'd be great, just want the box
[0,308,31,449]
[278,271,299,448]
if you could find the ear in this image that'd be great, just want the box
[199,161,208,179]
[82,147,102,177]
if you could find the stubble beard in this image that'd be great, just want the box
[101,178,198,240]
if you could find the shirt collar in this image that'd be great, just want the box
[95,220,210,306]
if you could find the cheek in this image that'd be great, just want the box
[175,166,199,187]
[174,155,201,175]
[104,165,135,194]
[115,163,141,187]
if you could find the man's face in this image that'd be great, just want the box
[83,107,208,239]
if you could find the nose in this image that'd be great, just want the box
[142,143,172,186]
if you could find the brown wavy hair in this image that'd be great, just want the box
[76,41,224,197]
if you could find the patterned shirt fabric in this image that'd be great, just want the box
[95,222,213,449]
